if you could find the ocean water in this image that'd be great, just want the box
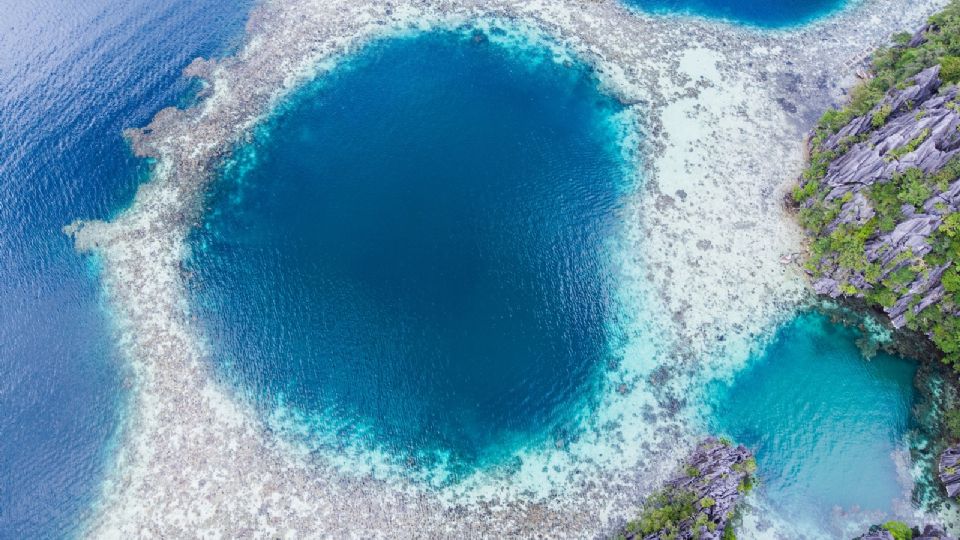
[708,311,918,533]
[1,0,933,536]
[0,1,249,536]
[623,0,850,27]
[187,30,631,475]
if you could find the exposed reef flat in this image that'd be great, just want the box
[67,0,948,536]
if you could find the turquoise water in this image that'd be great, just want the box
[623,0,850,27]
[709,311,918,530]
[188,30,630,475]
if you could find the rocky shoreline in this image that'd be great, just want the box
[793,3,960,532]
[794,2,960,367]
[858,523,956,540]
[802,60,960,330]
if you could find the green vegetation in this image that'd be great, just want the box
[882,521,914,540]
[732,456,757,476]
[945,408,960,439]
[624,487,697,540]
[942,55,960,83]
[796,1,960,369]
[737,475,754,494]
[686,465,701,478]
[873,103,894,127]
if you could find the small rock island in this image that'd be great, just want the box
[621,438,755,540]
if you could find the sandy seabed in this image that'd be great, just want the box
[67,0,951,537]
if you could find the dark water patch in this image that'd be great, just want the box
[0,0,250,536]
[621,0,850,27]
[188,30,632,477]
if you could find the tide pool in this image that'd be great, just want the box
[709,311,918,533]
[188,30,631,476]
[623,0,850,27]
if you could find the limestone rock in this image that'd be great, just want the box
[804,61,960,336]
[940,445,960,497]
[623,438,753,540]
[857,524,955,540]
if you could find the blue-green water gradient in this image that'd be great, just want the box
[0,1,250,536]
[710,311,918,529]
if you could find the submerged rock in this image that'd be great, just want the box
[622,438,754,540]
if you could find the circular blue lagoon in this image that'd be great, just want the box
[622,0,850,27]
[709,311,918,532]
[188,31,632,474]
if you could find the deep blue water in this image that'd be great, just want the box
[0,1,250,536]
[709,311,918,531]
[188,31,630,474]
[623,0,850,27]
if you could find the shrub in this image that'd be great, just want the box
[818,108,852,134]
[941,55,960,83]
[882,520,913,540]
[945,409,960,439]
[943,267,960,293]
[793,179,819,203]
[873,104,894,127]
[625,488,697,537]
[733,456,757,475]
[896,168,933,208]
[942,213,960,238]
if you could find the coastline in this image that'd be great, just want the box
[67,0,950,536]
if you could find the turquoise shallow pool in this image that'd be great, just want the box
[709,311,919,531]
[622,0,850,27]
[188,30,631,476]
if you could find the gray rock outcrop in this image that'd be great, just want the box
[623,438,754,540]
[940,445,960,497]
[858,524,955,540]
[803,63,960,329]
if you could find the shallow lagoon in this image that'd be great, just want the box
[709,311,919,532]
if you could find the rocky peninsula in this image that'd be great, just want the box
[796,2,960,365]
